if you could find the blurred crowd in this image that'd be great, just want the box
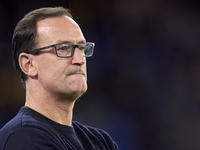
[1,0,200,149]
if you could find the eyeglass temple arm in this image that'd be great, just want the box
[28,45,54,54]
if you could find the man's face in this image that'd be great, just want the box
[33,16,88,101]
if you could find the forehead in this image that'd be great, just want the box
[36,16,85,44]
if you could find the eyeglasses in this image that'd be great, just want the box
[28,42,95,58]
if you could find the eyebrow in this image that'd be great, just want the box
[56,40,86,45]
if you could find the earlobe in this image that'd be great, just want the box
[19,53,37,78]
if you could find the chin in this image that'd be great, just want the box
[67,89,87,102]
[75,86,87,97]
[66,85,88,101]
[61,76,88,100]
[71,78,88,93]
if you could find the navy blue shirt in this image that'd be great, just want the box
[0,107,118,150]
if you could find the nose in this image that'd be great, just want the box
[71,48,85,65]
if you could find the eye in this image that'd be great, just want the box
[78,44,86,50]
[57,44,71,51]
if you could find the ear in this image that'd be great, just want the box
[19,53,38,78]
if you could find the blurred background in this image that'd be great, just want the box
[1,0,200,149]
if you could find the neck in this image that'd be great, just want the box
[25,84,75,126]
[25,100,75,126]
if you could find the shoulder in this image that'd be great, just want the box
[0,107,62,150]
[2,126,61,150]
[72,121,118,150]
[0,107,41,140]
[0,109,24,149]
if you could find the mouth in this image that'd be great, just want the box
[68,72,84,75]
[67,67,86,77]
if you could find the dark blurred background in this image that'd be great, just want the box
[1,0,200,149]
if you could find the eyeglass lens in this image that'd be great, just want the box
[56,43,94,57]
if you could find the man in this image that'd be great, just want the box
[0,7,118,150]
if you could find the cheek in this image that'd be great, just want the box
[37,61,66,90]
[36,56,60,79]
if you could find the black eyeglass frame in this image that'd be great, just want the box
[27,42,95,58]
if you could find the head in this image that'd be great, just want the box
[13,7,93,101]
[13,7,73,87]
